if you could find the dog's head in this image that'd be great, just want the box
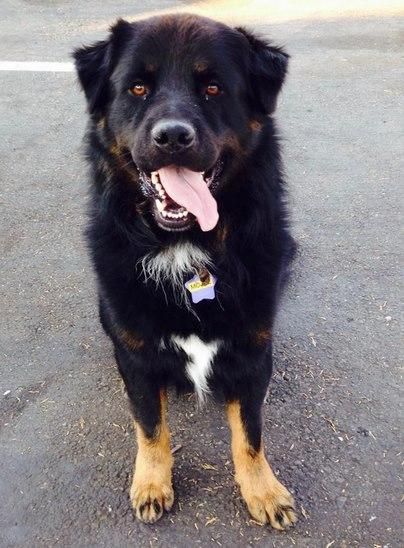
[74,14,288,233]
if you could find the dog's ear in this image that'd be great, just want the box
[73,39,112,115]
[73,19,133,116]
[236,27,289,115]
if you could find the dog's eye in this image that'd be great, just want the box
[129,83,149,97]
[205,84,221,97]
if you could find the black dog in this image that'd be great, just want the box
[74,14,296,529]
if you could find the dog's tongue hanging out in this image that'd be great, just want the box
[158,166,219,231]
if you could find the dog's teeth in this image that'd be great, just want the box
[155,199,164,212]
[161,211,168,218]
[155,183,162,191]
[151,172,159,183]
[158,189,165,198]
[183,210,188,216]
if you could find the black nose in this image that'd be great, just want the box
[151,120,196,152]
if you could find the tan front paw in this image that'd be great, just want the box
[241,477,297,530]
[130,480,174,523]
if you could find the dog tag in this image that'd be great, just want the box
[185,270,216,303]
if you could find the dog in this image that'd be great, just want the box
[73,13,296,529]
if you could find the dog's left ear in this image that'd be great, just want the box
[236,27,289,115]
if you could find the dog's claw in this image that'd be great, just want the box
[131,482,174,523]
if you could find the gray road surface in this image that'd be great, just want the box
[0,1,402,547]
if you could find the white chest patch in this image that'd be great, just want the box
[171,334,221,403]
[139,243,211,293]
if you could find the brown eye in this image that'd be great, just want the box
[130,83,148,97]
[205,84,221,97]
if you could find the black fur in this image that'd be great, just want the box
[74,14,294,450]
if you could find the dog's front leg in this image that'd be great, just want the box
[131,391,174,523]
[114,346,174,523]
[226,393,296,530]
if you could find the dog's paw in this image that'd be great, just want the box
[235,453,297,531]
[130,481,174,523]
[243,479,297,530]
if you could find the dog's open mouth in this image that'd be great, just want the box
[139,161,222,232]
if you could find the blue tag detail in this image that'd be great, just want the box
[185,272,217,303]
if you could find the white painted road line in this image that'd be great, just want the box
[0,61,74,72]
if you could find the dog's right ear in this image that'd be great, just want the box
[73,19,133,116]
[73,39,112,115]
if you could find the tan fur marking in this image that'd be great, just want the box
[97,117,106,130]
[109,140,139,182]
[216,224,229,248]
[217,223,229,244]
[109,142,122,157]
[119,329,144,351]
[255,327,272,346]
[226,401,296,530]
[221,131,243,154]
[130,392,174,523]
[97,157,113,180]
[194,60,208,72]
[250,120,263,131]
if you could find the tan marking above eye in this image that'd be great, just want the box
[130,84,148,97]
[194,61,208,72]
[250,120,263,131]
[206,84,221,96]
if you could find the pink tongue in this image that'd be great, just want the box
[157,166,219,232]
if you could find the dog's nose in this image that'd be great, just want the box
[151,120,196,152]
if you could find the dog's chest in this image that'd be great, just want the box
[139,242,211,296]
[147,243,221,400]
[170,334,221,402]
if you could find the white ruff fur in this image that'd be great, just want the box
[171,335,221,403]
[138,243,211,306]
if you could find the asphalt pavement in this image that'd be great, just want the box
[0,1,402,547]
